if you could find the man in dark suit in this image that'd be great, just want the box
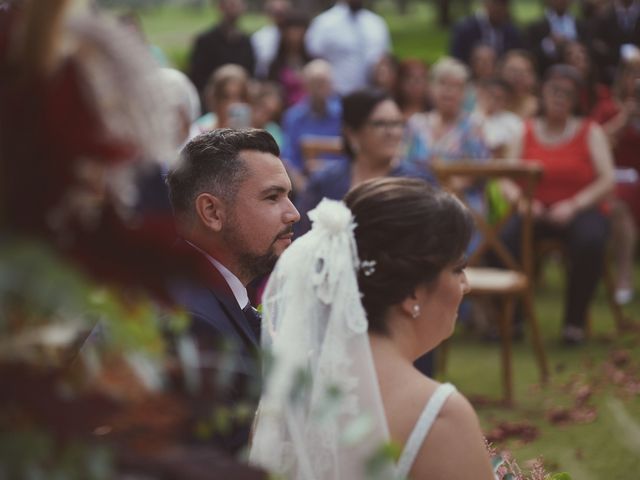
[526,0,590,77]
[188,0,255,109]
[450,0,523,65]
[591,0,640,84]
[166,128,300,453]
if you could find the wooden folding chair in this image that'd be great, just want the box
[299,135,343,175]
[433,160,550,405]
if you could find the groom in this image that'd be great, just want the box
[166,128,300,452]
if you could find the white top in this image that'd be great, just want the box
[472,110,524,151]
[305,2,391,95]
[185,241,249,308]
[252,24,280,79]
[396,383,457,478]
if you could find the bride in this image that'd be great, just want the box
[250,177,494,479]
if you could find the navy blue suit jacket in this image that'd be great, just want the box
[168,240,261,453]
[450,15,523,64]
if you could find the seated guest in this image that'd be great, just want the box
[405,57,489,256]
[503,65,615,344]
[405,57,489,173]
[371,52,400,95]
[280,59,343,189]
[472,78,523,158]
[499,49,540,119]
[561,40,610,116]
[249,81,285,147]
[464,43,498,112]
[135,68,201,217]
[190,64,250,137]
[297,89,433,233]
[470,43,498,84]
[395,58,431,121]
[157,68,201,154]
[267,10,313,107]
[592,55,640,304]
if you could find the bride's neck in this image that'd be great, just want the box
[369,331,421,365]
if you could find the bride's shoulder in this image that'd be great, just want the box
[410,386,494,479]
[392,376,473,429]
[382,372,444,437]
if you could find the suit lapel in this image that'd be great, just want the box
[213,284,260,349]
[180,239,260,349]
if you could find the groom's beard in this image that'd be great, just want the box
[237,248,279,282]
[233,225,294,281]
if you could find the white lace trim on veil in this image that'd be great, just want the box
[249,199,396,479]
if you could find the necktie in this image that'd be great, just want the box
[243,304,262,341]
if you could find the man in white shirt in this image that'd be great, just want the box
[251,0,291,79]
[166,128,300,452]
[305,0,391,96]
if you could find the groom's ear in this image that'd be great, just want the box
[195,192,227,232]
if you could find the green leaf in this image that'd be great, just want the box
[549,473,573,480]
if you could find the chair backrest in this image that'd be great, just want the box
[432,160,543,279]
[299,135,343,174]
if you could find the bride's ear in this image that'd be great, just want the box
[400,291,419,319]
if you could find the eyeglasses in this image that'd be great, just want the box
[366,119,405,131]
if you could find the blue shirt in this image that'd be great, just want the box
[296,161,435,236]
[281,96,343,172]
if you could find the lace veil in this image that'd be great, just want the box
[249,199,395,479]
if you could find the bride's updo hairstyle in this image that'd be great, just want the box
[344,177,473,334]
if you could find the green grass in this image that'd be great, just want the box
[132,4,640,477]
[136,1,546,70]
[446,261,640,479]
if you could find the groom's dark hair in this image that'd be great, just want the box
[344,177,473,334]
[167,128,279,223]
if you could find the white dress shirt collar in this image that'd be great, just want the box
[185,241,249,309]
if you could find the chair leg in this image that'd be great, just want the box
[522,292,549,384]
[497,296,515,406]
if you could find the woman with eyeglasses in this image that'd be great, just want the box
[296,88,433,236]
[503,64,615,344]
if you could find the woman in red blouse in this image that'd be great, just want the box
[503,65,615,344]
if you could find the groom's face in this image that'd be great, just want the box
[222,150,300,279]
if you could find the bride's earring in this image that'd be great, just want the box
[411,304,420,319]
